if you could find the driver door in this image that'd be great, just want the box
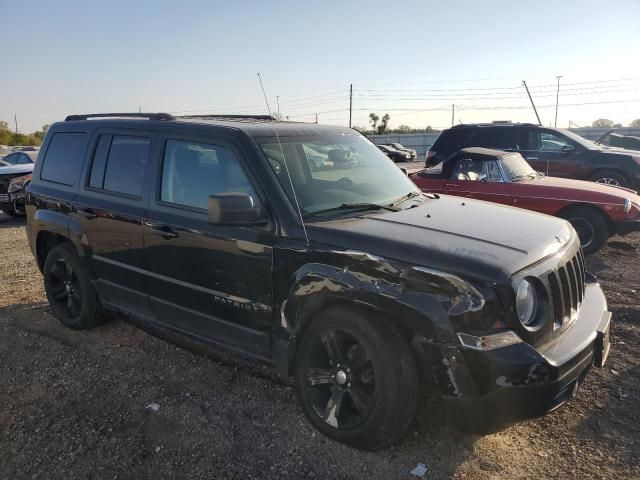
[143,136,276,358]
[520,129,580,178]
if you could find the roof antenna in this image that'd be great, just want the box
[257,73,309,245]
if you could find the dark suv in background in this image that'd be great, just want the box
[427,123,640,189]
[26,113,611,449]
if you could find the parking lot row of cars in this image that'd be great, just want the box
[0,147,37,216]
[16,112,617,450]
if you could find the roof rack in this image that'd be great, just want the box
[65,112,176,121]
[177,114,276,121]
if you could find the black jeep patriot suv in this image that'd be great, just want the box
[26,113,611,449]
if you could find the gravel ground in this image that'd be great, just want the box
[0,213,638,479]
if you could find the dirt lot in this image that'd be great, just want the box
[1,213,638,479]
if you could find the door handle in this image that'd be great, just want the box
[445,183,461,188]
[148,224,179,240]
[526,157,539,160]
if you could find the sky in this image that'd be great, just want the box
[1,0,639,133]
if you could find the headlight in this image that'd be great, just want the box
[8,174,31,193]
[515,278,538,327]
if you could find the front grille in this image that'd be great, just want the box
[546,248,586,330]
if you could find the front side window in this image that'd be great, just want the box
[160,140,256,210]
[258,134,419,217]
[528,130,575,151]
[41,132,87,186]
[453,158,486,181]
[89,135,150,197]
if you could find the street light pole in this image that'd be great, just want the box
[276,96,280,119]
[554,75,562,128]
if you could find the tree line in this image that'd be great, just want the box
[591,118,640,128]
[356,113,640,135]
[0,121,50,146]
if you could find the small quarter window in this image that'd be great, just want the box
[89,135,150,198]
[41,133,87,186]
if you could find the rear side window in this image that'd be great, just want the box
[40,133,87,186]
[89,135,150,198]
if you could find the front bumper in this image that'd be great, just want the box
[0,189,27,214]
[418,280,611,434]
[613,217,640,235]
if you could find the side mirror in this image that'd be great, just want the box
[561,144,575,154]
[208,193,266,225]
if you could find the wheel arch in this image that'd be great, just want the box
[274,262,453,379]
[33,210,86,271]
[555,202,613,233]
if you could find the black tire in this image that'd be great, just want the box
[43,243,106,329]
[294,306,419,450]
[589,170,630,188]
[559,207,609,255]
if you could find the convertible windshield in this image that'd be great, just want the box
[501,153,538,181]
[257,133,421,218]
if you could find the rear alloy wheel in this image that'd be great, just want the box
[43,244,106,329]
[589,170,629,188]
[294,307,419,450]
[560,207,610,255]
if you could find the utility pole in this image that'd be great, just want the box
[276,96,280,119]
[13,114,18,134]
[522,80,542,126]
[315,113,318,124]
[349,84,353,128]
[554,75,562,128]
[451,104,455,127]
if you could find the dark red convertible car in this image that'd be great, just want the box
[411,147,640,254]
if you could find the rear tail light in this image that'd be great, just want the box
[425,150,436,166]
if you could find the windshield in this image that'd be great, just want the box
[258,133,420,218]
[557,129,599,150]
[501,153,538,181]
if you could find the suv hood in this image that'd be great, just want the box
[0,164,34,175]
[307,195,574,284]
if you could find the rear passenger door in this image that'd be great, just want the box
[74,130,156,318]
[142,135,275,359]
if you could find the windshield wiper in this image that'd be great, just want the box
[389,191,424,207]
[305,202,399,218]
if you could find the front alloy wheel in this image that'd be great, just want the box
[303,330,376,430]
[294,307,419,450]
